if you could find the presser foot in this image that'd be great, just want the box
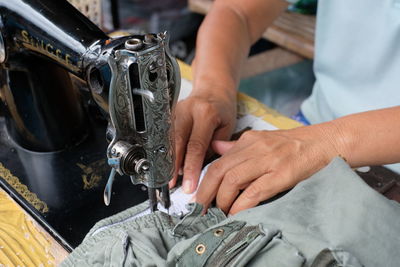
[148,184,171,212]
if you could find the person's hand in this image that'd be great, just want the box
[169,88,237,194]
[194,125,344,215]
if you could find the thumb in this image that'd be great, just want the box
[212,140,236,155]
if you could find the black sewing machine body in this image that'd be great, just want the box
[0,0,179,250]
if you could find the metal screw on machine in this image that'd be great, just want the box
[124,38,143,51]
[134,158,150,174]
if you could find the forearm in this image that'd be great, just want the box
[192,0,288,97]
[313,106,400,168]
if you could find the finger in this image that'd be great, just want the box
[169,168,182,188]
[228,172,288,215]
[213,131,262,157]
[194,145,255,208]
[212,121,235,144]
[182,117,216,193]
[169,173,178,188]
[205,125,234,159]
[170,110,192,188]
[212,140,236,155]
[216,159,269,213]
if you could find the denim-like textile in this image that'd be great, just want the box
[62,158,400,267]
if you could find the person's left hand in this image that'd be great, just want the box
[194,126,342,215]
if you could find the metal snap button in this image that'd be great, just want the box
[195,244,206,255]
[214,228,224,237]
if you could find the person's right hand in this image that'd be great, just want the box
[169,87,237,194]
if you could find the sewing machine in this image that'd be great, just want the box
[0,0,180,250]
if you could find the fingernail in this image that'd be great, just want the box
[183,180,192,194]
[178,167,183,175]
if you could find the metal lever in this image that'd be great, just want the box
[104,168,116,206]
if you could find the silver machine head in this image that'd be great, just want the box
[103,32,180,211]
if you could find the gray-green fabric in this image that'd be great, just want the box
[61,158,400,267]
[298,0,400,173]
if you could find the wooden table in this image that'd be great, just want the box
[189,0,315,59]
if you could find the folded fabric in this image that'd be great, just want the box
[61,157,400,267]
